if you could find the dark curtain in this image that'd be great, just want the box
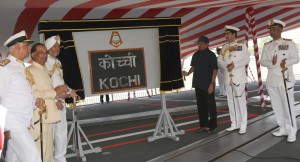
[159,27,184,91]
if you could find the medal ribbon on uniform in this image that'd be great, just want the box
[278,44,289,50]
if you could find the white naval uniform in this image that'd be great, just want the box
[217,56,226,96]
[0,55,41,162]
[218,40,250,130]
[45,55,67,162]
[261,38,299,138]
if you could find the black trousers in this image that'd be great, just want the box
[100,94,110,102]
[195,88,217,129]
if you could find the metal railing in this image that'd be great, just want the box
[76,88,161,106]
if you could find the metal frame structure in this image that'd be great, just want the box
[148,94,184,142]
[66,99,101,161]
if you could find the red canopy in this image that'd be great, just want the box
[1,0,300,57]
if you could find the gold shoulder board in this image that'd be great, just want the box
[0,59,10,67]
[264,40,272,45]
[24,68,35,86]
[283,38,292,41]
[237,40,244,44]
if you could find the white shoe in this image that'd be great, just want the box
[226,126,240,132]
[272,130,288,137]
[287,135,296,143]
[239,127,246,134]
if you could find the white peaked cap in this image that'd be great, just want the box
[224,25,240,32]
[45,35,61,50]
[268,19,286,28]
[4,30,33,47]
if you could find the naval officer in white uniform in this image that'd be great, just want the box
[45,35,76,162]
[218,25,250,134]
[261,19,299,142]
[0,30,42,162]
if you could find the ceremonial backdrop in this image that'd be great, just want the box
[38,18,184,102]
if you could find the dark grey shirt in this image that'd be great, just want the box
[191,48,218,91]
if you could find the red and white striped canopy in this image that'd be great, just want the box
[1,0,300,58]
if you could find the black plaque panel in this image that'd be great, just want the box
[88,48,146,94]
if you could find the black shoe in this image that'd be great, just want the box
[207,128,217,134]
[100,101,104,104]
[196,127,209,133]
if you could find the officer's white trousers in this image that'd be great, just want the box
[267,86,297,137]
[217,68,226,96]
[226,83,247,128]
[53,108,67,162]
[5,128,41,162]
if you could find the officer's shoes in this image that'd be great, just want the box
[238,125,247,134]
[272,130,288,137]
[196,127,209,133]
[239,127,246,134]
[287,135,296,143]
[207,128,217,134]
[225,126,240,132]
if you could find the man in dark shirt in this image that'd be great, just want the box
[183,36,218,133]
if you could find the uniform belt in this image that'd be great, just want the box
[232,82,240,87]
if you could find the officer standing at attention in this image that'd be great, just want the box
[218,25,250,134]
[45,35,76,162]
[0,30,42,162]
[261,19,299,142]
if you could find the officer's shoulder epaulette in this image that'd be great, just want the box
[237,40,244,44]
[0,59,10,67]
[223,42,229,46]
[283,38,292,41]
[24,67,35,86]
[264,40,272,45]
